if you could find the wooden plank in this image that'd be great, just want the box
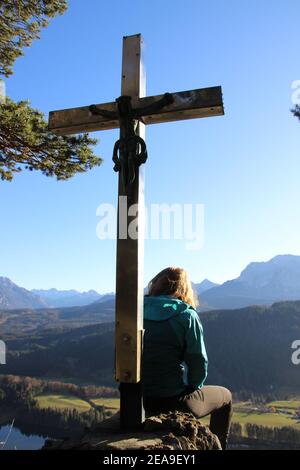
[48,86,224,135]
[115,34,145,430]
[115,34,145,385]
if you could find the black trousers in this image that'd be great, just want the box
[144,385,233,450]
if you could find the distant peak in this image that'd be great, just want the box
[270,254,300,262]
[241,254,300,275]
[194,279,219,294]
[0,276,14,285]
[198,278,218,286]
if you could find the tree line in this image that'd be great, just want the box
[0,1,101,181]
[229,422,300,447]
[0,374,119,438]
[0,374,119,400]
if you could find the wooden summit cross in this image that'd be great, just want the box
[48,34,224,431]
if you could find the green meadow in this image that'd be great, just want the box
[91,398,120,410]
[35,394,91,412]
[201,400,300,430]
[35,394,120,413]
[232,411,300,429]
[35,394,300,431]
[268,401,300,410]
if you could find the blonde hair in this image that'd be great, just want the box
[148,267,198,309]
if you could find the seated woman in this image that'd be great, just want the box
[142,267,232,450]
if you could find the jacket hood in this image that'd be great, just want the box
[144,295,194,321]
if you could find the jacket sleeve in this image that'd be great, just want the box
[183,311,208,390]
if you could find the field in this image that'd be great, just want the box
[35,394,91,412]
[35,394,120,414]
[91,398,120,410]
[34,394,300,431]
[200,400,300,430]
[268,401,300,410]
[232,410,300,429]
[89,398,300,430]
[234,401,300,429]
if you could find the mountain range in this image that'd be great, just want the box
[0,277,47,310]
[31,288,104,308]
[2,255,300,394]
[0,278,111,310]
[1,254,300,311]
[200,254,300,310]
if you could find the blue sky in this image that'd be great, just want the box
[1,0,300,293]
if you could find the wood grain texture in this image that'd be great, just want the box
[114,34,145,386]
[48,86,223,135]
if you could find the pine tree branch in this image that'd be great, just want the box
[0,0,68,77]
[0,97,102,181]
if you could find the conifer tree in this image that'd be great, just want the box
[0,1,102,181]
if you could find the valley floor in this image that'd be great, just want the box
[35,393,300,437]
[35,393,300,429]
[1,373,300,450]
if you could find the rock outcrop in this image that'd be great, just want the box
[43,411,221,451]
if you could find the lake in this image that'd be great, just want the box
[0,424,47,450]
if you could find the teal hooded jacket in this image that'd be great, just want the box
[142,295,208,397]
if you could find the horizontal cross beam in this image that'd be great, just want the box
[48,86,223,135]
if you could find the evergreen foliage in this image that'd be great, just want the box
[0,0,67,77]
[0,97,101,181]
[0,1,102,181]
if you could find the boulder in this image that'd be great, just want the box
[43,411,221,450]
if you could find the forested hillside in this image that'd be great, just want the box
[2,300,300,394]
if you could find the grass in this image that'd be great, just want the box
[89,398,300,429]
[35,394,91,413]
[232,411,300,429]
[268,401,300,410]
[35,394,120,413]
[91,398,120,410]
[201,401,300,430]
[34,394,300,430]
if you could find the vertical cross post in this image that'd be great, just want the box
[115,34,145,430]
